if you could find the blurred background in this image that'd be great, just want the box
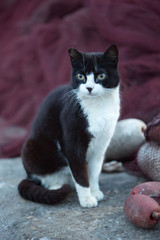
[0,0,160,158]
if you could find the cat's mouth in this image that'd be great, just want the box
[78,88,101,99]
[84,91,100,98]
[87,92,96,96]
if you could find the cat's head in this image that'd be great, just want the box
[68,45,119,98]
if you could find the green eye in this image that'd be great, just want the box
[97,73,106,80]
[77,73,85,80]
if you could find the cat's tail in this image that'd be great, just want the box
[18,179,71,205]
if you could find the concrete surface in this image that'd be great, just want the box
[0,158,160,240]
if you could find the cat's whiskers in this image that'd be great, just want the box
[67,91,77,111]
[58,90,79,114]
[60,90,75,103]
[62,89,81,115]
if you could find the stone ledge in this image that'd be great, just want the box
[0,158,160,240]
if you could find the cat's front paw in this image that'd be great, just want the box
[91,189,104,202]
[79,195,98,208]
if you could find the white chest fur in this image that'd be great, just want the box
[78,86,120,161]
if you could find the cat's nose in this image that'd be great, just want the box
[86,87,93,93]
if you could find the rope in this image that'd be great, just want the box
[151,211,160,221]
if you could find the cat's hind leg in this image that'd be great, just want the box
[19,138,72,204]
[32,166,74,191]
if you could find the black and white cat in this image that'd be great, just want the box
[18,45,120,208]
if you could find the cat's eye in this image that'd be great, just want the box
[77,73,85,81]
[97,73,106,80]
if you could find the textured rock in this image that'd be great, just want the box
[0,158,160,239]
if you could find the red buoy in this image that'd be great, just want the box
[123,194,160,228]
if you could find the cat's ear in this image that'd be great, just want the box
[68,48,82,66]
[103,44,118,64]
